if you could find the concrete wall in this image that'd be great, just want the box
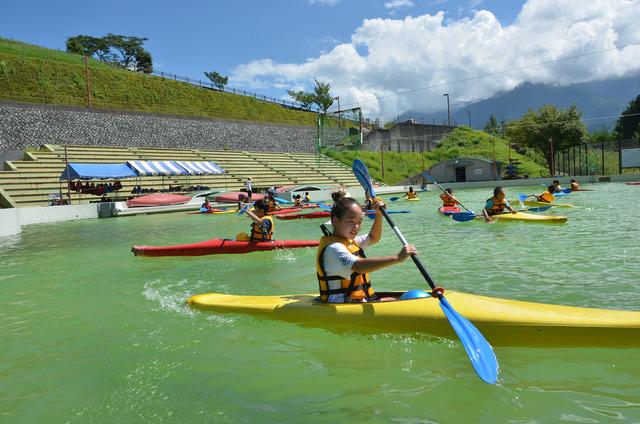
[428,158,502,183]
[0,203,100,237]
[362,123,454,153]
[0,208,20,236]
[0,102,316,153]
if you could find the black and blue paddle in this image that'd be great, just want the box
[423,174,478,221]
[352,159,499,385]
[236,204,250,216]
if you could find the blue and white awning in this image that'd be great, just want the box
[127,160,187,176]
[175,161,225,175]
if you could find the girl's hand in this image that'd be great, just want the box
[397,244,417,261]
[371,197,385,211]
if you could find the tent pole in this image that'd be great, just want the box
[64,147,71,204]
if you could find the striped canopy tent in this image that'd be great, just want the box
[175,161,225,175]
[126,160,188,176]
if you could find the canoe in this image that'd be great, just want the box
[270,205,319,215]
[511,199,573,208]
[487,211,567,223]
[276,211,331,220]
[126,193,191,207]
[214,192,265,203]
[626,182,640,185]
[187,209,237,215]
[438,206,461,216]
[131,238,319,256]
[187,290,640,347]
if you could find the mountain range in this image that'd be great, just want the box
[399,75,640,132]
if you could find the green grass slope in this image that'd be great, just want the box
[324,127,549,184]
[0,37,316,126]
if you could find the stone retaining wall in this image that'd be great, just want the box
[0,102,316,152]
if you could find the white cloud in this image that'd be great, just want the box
[384,0,415,9]
[308,0,340,5]
[232,0,640,119]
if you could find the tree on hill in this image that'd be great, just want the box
[483,114,499,136]
[204,71,228,90]
[287,78,334,113]
[505,104,588,175]
[66,34,153,73]
[614,95,640,140]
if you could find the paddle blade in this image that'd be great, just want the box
[439,297,498,384]
[389,197,400,201]
[517,193,528,203]
[352,159,376,198]
[236,204,249,215]
[422,172,434,182]
[200,207,208,212]
[451,212,477,222]
[527,206,551,212]
[562,188,572,193]
[317,202,331,210]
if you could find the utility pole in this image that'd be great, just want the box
[443,93,450,126]
[549,137,555,177]
[83,55,92,108]
[466,110,471,127]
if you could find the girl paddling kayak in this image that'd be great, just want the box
[317,190,417,303]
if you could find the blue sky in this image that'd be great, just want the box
[3,0,639,119]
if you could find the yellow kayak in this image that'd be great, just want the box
[405,197,420,201]
[487,211,567,223]
[511,199,574,208]
[187,290,640,347]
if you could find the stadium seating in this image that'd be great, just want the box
[0,144,362,207]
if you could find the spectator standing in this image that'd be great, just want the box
[245,177,253,200]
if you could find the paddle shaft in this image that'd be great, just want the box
[378,208,440,294]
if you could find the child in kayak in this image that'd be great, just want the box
[406,187,418,200]
[303,192,311,203]
[201,198,212,212]
[570,179,579,191]
[237,199,275,242]
[266,193,281,212]
[294,194,302,207]
[552,180,563,193]
[536,185,556,203]
[482,187,517,223]
[316,190,417,303]
[439,188,459,208]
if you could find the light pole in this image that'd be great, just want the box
[443,93,450,126]
[466,110,471,127]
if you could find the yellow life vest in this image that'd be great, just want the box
[268,200,278,212]
[440,193,456,207]
[294,198,302,207]
[486,196,507,216]
[249,215,274,242]
[537,191,555,203]
[571,182,579,191]
[407,191,417,199]
[316,235,374,303]
[304,194,311,202]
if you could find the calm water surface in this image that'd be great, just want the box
[1,183,639,423]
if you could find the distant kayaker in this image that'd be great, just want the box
[303,192,311,203]
[266,193,281,212]
[237,199,275,242]
[536,185,556,203]
[237,193,250,211]
[316,190,417,303]
[552,180,563,193]
[201,198,212,211]
[439,188,459,208]
[245,177,253,200]
[570,179,579,191]
[483,187,517,223]
[293,194,302,207]
[406,187,418,200]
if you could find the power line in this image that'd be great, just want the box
[340,40,640,109]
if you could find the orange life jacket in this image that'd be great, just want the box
[537,191,555,203]
[440,193,457,207]
[316,235,374,303]
[486,196,507,216]
[249,215,274,242]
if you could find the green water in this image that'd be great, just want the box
[1,183,640,423]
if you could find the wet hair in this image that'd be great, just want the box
[253,199,270,213]
[493,186,504,197]
[570,179,576,183]
[445,188,453,194]
[553,180,560,185]
[330,190,360,220]
[547,185,556,193]
[409,187,414,192]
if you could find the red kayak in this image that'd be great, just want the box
[131,238,319,257]
[214,192,265,203]
[276,211,331,220]
[270,205,319,215]
[438,206,461,216]
[126,194,191,207]
[625,182,640,185]
[186,208,226,214]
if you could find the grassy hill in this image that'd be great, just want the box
[324,126,549,184]
[0,37,316,126]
